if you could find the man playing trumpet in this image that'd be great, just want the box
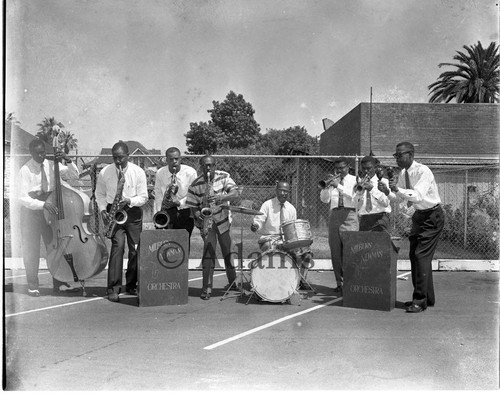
[319,157,358,293]
[154,147,197,240]
[353,155,391,233]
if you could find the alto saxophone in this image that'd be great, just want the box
[200,174,215,238]
[104,168,127,239]
[153,174,178,229]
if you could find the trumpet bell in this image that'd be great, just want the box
[200,207,213,217]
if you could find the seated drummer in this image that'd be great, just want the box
[250,181,313,289]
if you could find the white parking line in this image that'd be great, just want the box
[204,297,343,350]
[5,274,216,318]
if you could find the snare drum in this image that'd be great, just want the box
[250,250,300,303]
[281,219,313,250]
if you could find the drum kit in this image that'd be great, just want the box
[220,205,316,304]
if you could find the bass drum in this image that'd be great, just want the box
[250,250,299,303]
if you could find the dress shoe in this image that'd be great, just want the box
[54,283,80,293]
[108,292,120,302]
[126,288,137,296]
[200,289,211,300]
[405,300,434,308]
[406,303,426,313]
[28,289,40,297]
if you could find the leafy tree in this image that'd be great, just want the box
[259,126,319,155]
[36,117,65,144]
[5,112,20,125]
[185,91,261,153]
[36,117,78,153]
[428,41,499,103]
[58,130,79,154]
[185,121,226,154]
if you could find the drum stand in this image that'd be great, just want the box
[220,211,252,302]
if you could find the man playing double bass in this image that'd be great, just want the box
[96,141,148,302]
[18,138,80,296]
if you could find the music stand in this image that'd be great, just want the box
[220,205,263,301]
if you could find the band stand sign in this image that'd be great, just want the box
[138,229,189,307]
[341,231,397,311]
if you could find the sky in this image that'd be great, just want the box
[6,0,499,155]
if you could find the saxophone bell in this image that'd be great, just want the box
[200,207,213,218]
[114,209,128,225]
[153,210,170,229]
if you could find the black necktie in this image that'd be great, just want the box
[405,170,413,207]
[338,179,344,208]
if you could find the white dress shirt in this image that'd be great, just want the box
[95,162,148,212]
[320,173,357,209]
[19,158,79,210]
[354,175,391,215]
[389,160,441,210]
[252,197,297,235]
[154,164,198,212]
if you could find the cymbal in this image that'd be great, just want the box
[222,205,264,215]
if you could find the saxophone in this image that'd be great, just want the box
[153,174,178,229]
[200,174,215,238]
[104,168,127,239]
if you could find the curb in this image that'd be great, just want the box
[4,257,499,272]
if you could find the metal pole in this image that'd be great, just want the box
[464,169,468,248]
[369,87,373,156]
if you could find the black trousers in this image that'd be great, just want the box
[165,207,195,236]
[409,206,445,307]
[201,224,236,291]
[20,207,67,290]
[107,205,142,293]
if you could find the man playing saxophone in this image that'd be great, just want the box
[186,155,239,300]
[154,147,197,240]
[96,141,148,302]
[353,156,391,233]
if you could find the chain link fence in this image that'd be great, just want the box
[4,154,499,261]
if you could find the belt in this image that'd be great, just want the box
[417,204,441,213]
[331,207,355,211]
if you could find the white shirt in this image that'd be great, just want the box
[320,173,357,209]
[354,175,391,215]
[95,162,148,212]
[389,160,441,210]
[19,158,79,210]
[154,164,197,212]
[252,197,296,235]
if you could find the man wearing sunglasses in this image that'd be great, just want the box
[379,142,444,313]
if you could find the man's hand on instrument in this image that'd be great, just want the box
[121,197,131,206]
[378,181,390,195]
[388,178,399,193]
[43,202,58,215]
[208,195,223,205]
[250,223,259,232]
[101,210,110,222]
[54,151,72,163]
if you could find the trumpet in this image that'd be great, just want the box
[355,173,372,192]
[318,174,340,189]
[153,210,170,229]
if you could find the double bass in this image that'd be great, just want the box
[44,133,108,296]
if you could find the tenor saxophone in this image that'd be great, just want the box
[200,174,215,238]
[153,174,178,229]
[104,168,127,239]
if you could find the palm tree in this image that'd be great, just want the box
[428,41,499,103]
[36,117,65,144]
[57,129,79,154]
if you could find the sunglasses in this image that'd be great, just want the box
[393,151,412,159]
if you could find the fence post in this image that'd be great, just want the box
[463,168,468,248]
[294,157,300,208]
